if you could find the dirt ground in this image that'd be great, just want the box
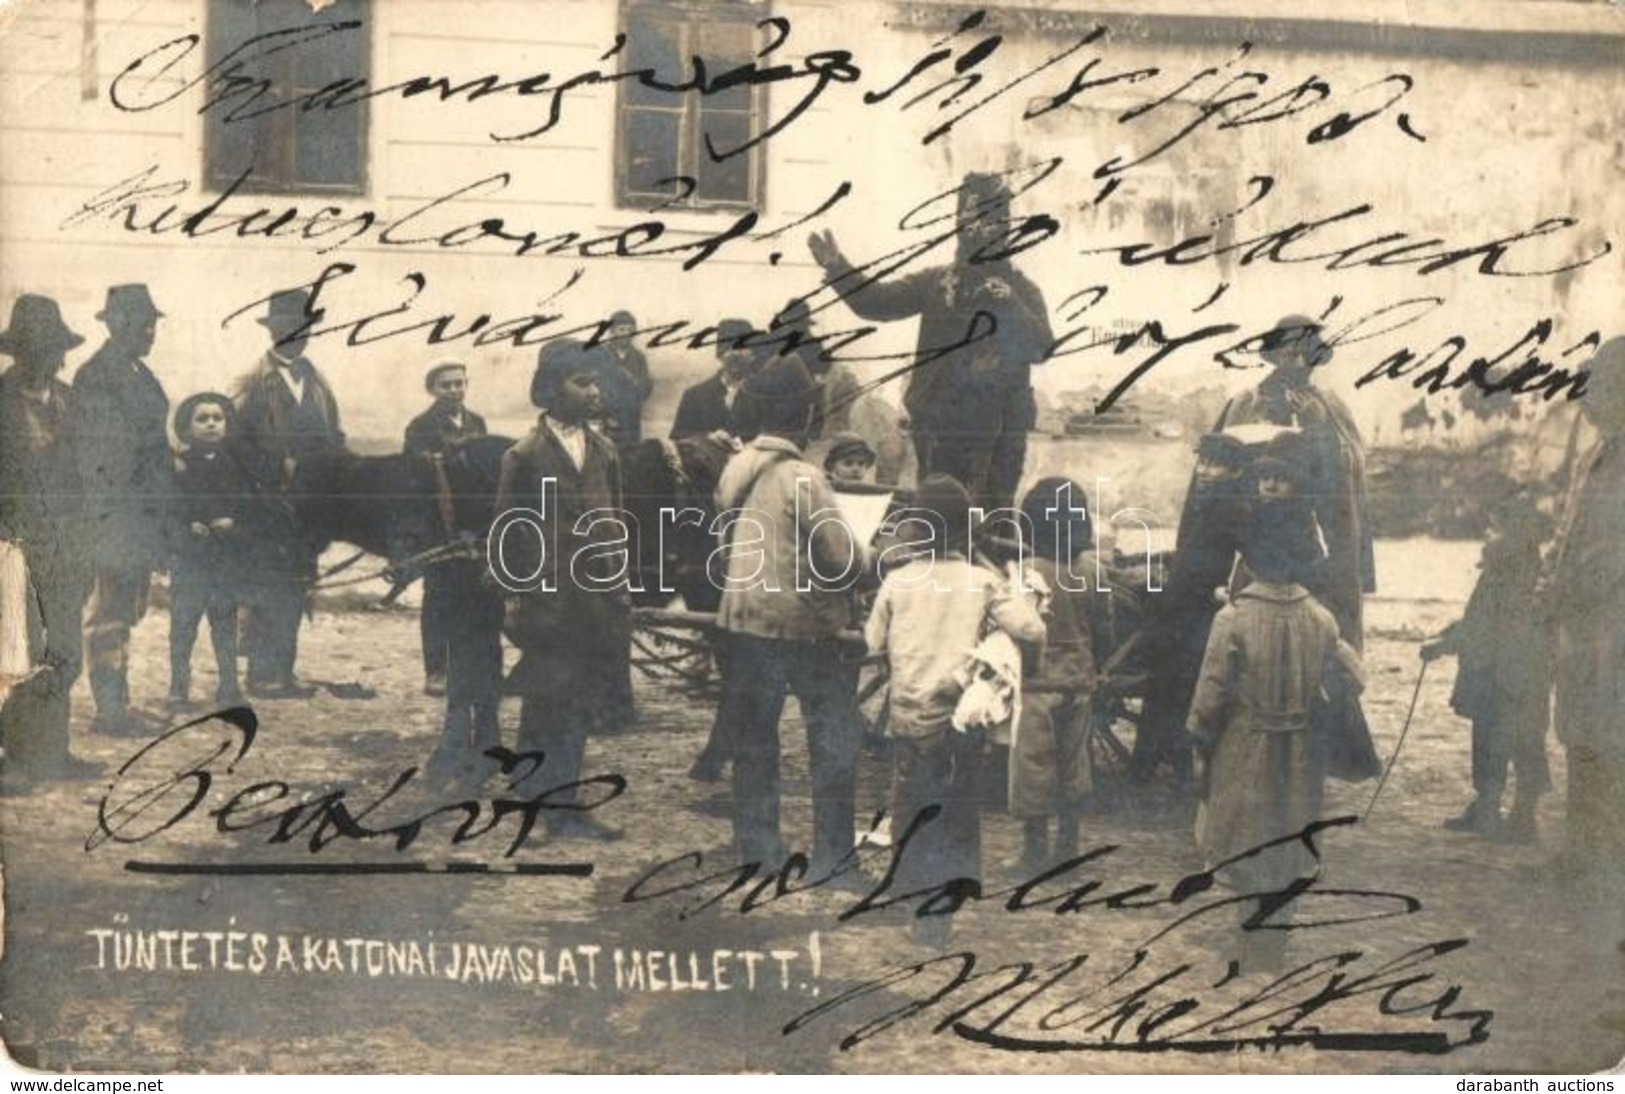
[2,538,1623,1076]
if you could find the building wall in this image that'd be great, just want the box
[1,0,1621,446]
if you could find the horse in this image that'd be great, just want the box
[288,431,739,771]
[291,435,516,784]
[618,433,737,614]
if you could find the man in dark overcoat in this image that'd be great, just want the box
[495,339,631,840]
[72,284,171,735]
[403,358,488,697]
[233,288,346,698]
[670,319,758,441]
[0,295,102,786]
[598,309,653,446]
[808,173,1053,510]
[1549,335,1625,952]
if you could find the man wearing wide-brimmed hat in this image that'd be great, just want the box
[0,294,102,786]
[72,284,172,736]
[233,287,346,698]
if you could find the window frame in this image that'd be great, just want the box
[201,0,372,197]
[613,0,769,213]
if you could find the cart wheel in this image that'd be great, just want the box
[1081,695,1137,813]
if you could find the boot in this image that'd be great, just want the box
[1056,811,1080,862]
[1004,817,1049,875]
[168,665,193,712]
[1500,796,1539,844]
[1443,796,1501,837]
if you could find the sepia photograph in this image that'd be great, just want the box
[0,0,1622,1076]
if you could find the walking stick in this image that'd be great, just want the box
[1363,657,1429,822]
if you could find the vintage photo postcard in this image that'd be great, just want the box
[1,0,1623,1076]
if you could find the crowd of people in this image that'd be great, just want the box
[0,171,1621,962]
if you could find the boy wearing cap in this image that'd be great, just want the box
[405,360,488,459]
[824,432,878,486]
[1422,499,1552,841]
[404,360,489,697]
[73,283,172,736]
[495,339,630,840]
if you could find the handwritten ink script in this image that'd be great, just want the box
[59,10,1614,413]
[623,816,1492,1056]
[86,709,621,870]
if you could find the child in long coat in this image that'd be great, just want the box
[1422,499,1551,841]
[1007,477,1097,872]
[167,392,260,709]
[1188,502,1362,968]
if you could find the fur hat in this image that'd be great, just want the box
[734,354,815,439]
[1240,497,1323,584]
[910,473,974,551]
[531,339,605,409]
[1020,476,1092,562]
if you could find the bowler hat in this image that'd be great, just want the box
[0,294,85,358]
[714,318,755,353]
[96,283,164,323]
[1259,314,1333,369]
[258,288,321,335]
[773,299,812,333]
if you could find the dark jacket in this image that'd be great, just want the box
[71,342,172,567]
[600,345,653,445]
[670,373,738,440]
[829,258,1052,436]
[233,352,346,489]
[0,376,84,546]
[167,443,268,580]
[494,416,630,661]
[403,403,489,458]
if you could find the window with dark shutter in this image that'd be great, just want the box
[615,0,766,211]
[204,0,369,195]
